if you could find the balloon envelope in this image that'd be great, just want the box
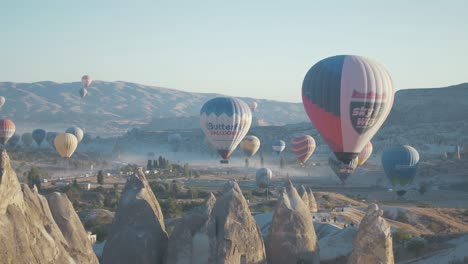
[200,97,252,162]
[32,129,46,146]
[256,168,272,188]
[6,134,20,148]
[328,157,358,183]
[291,135,316,164]
[81,75,92,88]
[79,87,88,99]
[240,135,261,158]
[0,119,15,145]
[382,145,419,190]
[21,132,33,147]
[249,102,258,112]
[66,127,84,143]
[0,96,5,108]
[46,132,58,148]
[357,142,373,166]
[272,139,286,155]
[302,55,394,165]
[54,133,78,158]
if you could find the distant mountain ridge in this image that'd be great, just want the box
[0,81,308,135]
[0,81,467,136]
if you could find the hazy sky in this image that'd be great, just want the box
[1,0,467,102]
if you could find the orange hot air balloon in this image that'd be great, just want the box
[54,133,78,158]
[81,75,92,89]
[0,119,16,145]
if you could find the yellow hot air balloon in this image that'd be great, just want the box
[54,133,78,158]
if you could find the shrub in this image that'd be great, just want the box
[393,228,413,244]
[406,239,426,255]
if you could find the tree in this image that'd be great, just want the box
[183,163,190,177]
[158,156,164,168]
[419,182,428,195]
[280,156,286,169]
[152,160,158,169]
[146,160,153,170]
[245,158,249,168]
[27,166,42,190]
[260,153,264,167]
[97,170,104,185]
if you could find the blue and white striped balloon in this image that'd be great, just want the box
[200,97,252,163]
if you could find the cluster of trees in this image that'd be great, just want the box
[146,156,172,171]
[26,166,42,190]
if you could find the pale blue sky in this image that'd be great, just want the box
[1,0,467,102]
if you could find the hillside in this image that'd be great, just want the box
[0,81,307,135]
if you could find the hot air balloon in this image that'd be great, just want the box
[249,102,258,112]
[240,135,261,158]
[79,87,88,99]
[32,129,46,146]
[21,132,33,147]
[54,133,78,158]
[357,142,373,166]
[302,55,394,168]
[168,134,182,152]
[66,126,84,143]
[6,134,20,148]
[272,139,286,156]
[329,157,358,184]
[256,168,272,189]
[291,135,316,165]
[0,96,5,109]
[46,132,58,148]
[200,97,252,164]
[382,145,419,197]
[81,75,92,89]
[0,119,15,145]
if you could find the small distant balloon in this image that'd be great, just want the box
[0,96,5,109]
[21,132,33,147]
[0,119,16,145]
[256,168,272,188]
[249,102,258,112]
[54,133,78,158]
[79,87,88,99]
[382,145,419,196]
[6,134,20,148]
[240,135,261,158]
[81,75,92,88]
[32,129,46,146]
[66,126,84,143]
[272,139,286,156]
[46,132,58,148]
[291,135,316,165]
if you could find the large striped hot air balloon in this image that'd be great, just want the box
[357,142,373,166]
[240,135,261,158]
[272,139,286,156]
[66,127,84,143]
[302,55,394,168]
[200,97,252,163]
[0,119,16,145]
[256,168,272,188]
[54,133,78,158]
[32,129,46,146]
[382,145,419,196]
[291,135,316,165]
[328,157,358,184]
[81,75,92,89]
